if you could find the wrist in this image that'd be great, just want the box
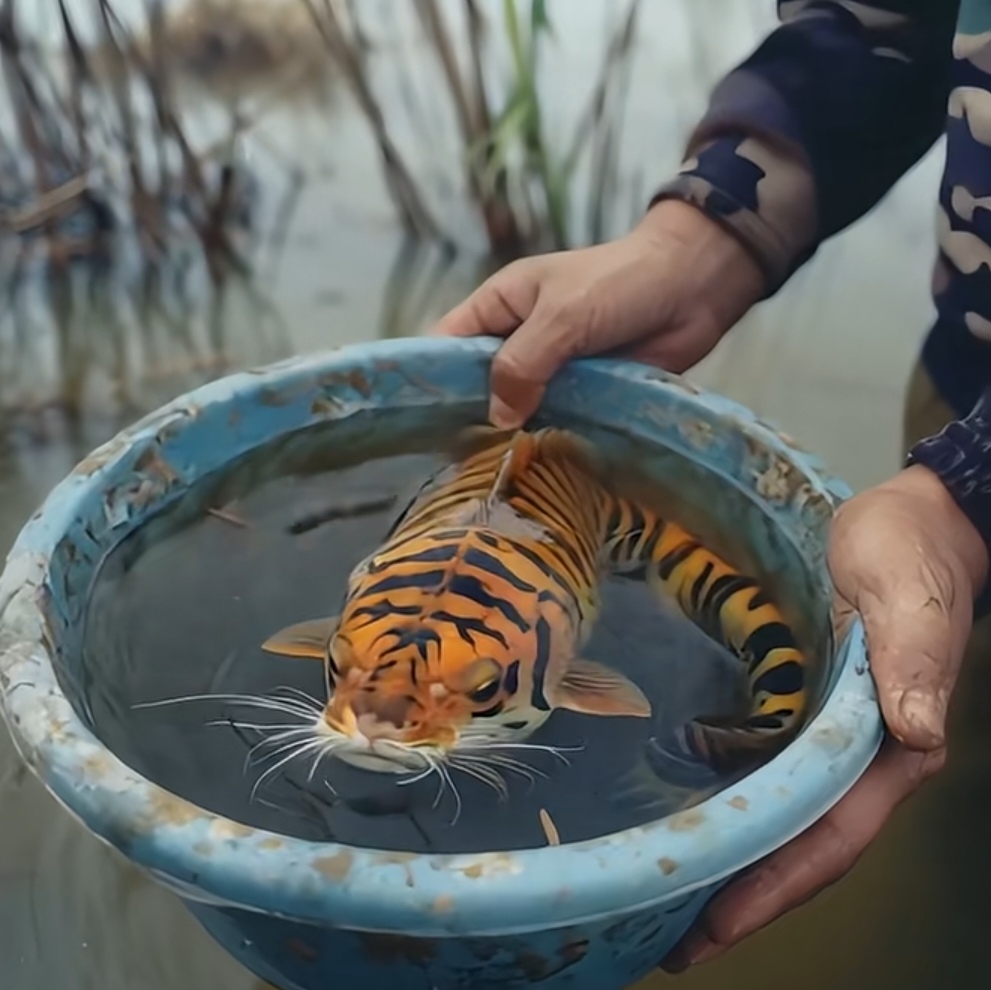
[890,465,990,600]
[630,199,765,332]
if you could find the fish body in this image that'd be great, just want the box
[263,427,808,782]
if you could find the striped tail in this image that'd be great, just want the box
[604,497,807,788]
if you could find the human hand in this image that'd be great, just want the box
[430,200,764,429]
[661,464,988,972]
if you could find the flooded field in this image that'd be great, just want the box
[0,1,989,989]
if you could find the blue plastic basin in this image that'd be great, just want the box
[0,336,882,990]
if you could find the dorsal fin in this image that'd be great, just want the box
[449,425,602,482]
[525,427,602,480]
[488,432,541,504]
[448,423,518,464]
[446,425,537,511]
[442,424,607,528]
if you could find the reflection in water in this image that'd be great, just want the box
[0,246,294,425]
[82,432,748,855]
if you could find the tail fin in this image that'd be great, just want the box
[643,715,797,790]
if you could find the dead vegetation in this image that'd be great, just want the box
[109,0,340,104]
[0,0,644,426]
[302,0,643,259]
[0,0,259,270]
[0,0,301,428]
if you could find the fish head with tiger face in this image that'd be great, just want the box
[263,597,650,774]
[317,601,576,772]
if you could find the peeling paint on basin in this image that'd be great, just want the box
[0,336,882,990]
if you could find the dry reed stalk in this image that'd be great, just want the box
[302,0,445,244]
[56,0,94,168]
[414,0,525,257]
[328,0,642,256]
[3,175,91,234]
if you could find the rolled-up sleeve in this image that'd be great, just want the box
[652,1,959,294]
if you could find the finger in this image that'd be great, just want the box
[661,738,944,972]
[486,301,587,429]
[828,493,975,751]
[428,262,540,339]
[856,581,969,751]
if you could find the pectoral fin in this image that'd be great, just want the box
[261,617,339,659]
[553,659,652,718]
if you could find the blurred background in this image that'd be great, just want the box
[0,1,983,988]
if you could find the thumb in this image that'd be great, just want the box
[853,575,969,752]
[487,301,587,429]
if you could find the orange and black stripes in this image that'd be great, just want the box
[326,426,808,774]
[604,498,807,769]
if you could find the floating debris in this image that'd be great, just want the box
[539,808,560,846]
[206,505,251,528]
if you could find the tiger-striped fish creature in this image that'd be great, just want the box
[262,426,808,786]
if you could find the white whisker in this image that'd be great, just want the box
[256,795,291,815]
[246,727,320,758]
[436,761,462,825]
[206,719,314,732]
[134,691,318,713]
[241,729,314,774]
[449,756,509,801]
[247,726,320,747]
[272,685,324,707]
[396,763,435,788]
[485,757,542,786]
[133,692,323,722]
[246,733,323,770]
[461,751,550,792]
[249,739,326,803]
[428,757,446,811]
[307,739,338,784]
[478,741,583,765]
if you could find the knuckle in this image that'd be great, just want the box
[492,346,532,385]
[487,267,539,324]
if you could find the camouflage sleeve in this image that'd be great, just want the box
[651,1,957,294]
[908,386,991,613]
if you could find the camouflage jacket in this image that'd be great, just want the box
[656,0,991,589]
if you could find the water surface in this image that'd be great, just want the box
[0,1,989,988]
[82,427,750,854]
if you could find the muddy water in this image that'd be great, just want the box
[1,1,990,988]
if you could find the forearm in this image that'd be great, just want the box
[652,1,957,294]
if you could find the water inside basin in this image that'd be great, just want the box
[80,412,827,855]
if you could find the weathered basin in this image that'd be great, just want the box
[0,336,882,990]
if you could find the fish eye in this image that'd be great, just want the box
[468,678,501,704]
[460,658,503,704]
